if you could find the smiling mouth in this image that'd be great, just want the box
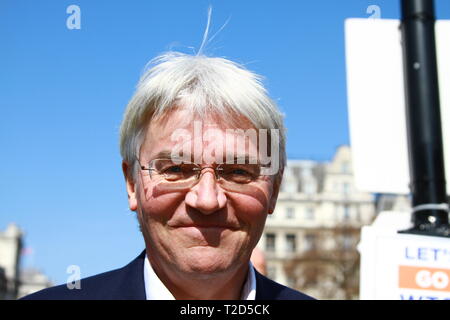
[176,225,237,230]
[172,225,238,246]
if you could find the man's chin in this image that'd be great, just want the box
[180,248,236,276]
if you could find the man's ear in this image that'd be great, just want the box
[122,161,138,211]
[268,170,283,214]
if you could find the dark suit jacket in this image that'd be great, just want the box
[21,250,314,300]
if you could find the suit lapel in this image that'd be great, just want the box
[111,250,147,300]
[255,270,280,300]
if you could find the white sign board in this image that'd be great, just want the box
[345,19,450,195]
[359,211,450,300]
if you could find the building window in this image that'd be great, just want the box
[285,234,296,252]
[343,234,353,250]
[342,182,350,195]
[265,233,276,252]
[303,179,316,194]
[341,161,350,174]
[282,176,298,193]
[356,205,361,222]
[305,207,315,220]
[304,234,317,251]
[286,207,295,219]
[343,205,351,222]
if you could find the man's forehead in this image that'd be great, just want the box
[145,110,257,145]
[149,111,255,132]
[139,108,271,162]
[149,122,244,135]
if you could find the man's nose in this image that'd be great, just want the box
[185,168,227,215]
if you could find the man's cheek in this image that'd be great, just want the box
[230,195,267,218]
[140,193,185,218]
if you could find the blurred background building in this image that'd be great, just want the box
[256,145,411,299]
[0,224,52,299]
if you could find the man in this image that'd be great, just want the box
[23,52,314,300]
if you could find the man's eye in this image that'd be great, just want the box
[230,164,260,173]
[222,166,257,177]
[164,166,183,173]
[230,168,250,175]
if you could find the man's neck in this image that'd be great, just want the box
[148,253,249,300]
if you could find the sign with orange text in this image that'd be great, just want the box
[398,265,450,292]
[359,211,450,300]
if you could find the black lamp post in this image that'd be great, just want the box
[399,0,450,237]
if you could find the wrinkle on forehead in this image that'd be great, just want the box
[150,105,256,133]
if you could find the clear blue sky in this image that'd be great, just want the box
[1,0,449,286]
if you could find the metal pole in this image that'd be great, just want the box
[399,0,449,237]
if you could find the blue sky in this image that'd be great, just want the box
[1,0,449,286]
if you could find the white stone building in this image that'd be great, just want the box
[0,223,22,299]
[256,145,376,299]
[0,224,52,299]
[17,268,53,299]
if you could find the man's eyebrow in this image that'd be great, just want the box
[148,151,260,163]
[152,150,176,160]
[225,153,259,164]
[150,150,193,162]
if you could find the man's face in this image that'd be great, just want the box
[124,109,280,278]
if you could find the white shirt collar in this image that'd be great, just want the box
[143,254,256,300]
[240,260,257,300]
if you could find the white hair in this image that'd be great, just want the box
[119,51,286,179]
